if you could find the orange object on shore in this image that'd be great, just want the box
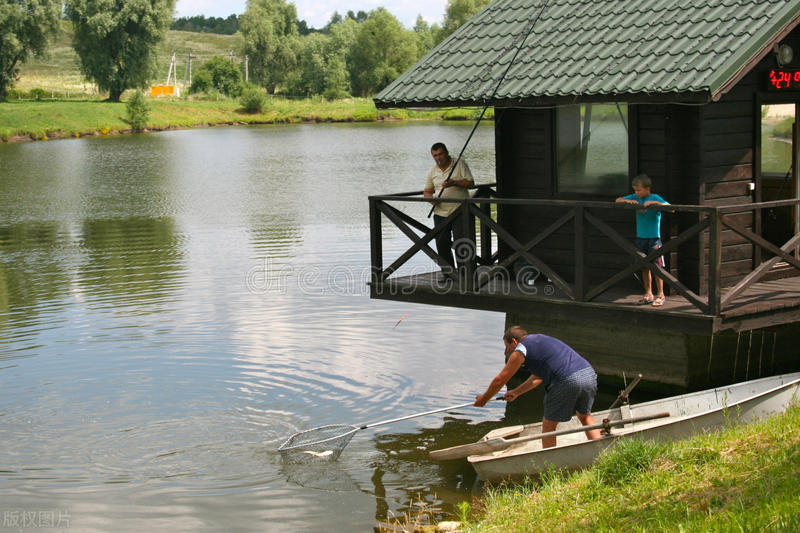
[151,85,180,97]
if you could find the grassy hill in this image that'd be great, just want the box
[16,21,237,95]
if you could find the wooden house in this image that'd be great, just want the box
[370,0,800,390]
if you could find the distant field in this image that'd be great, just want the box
[16,21,237,95]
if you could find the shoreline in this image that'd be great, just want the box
[0,97,488,144]
[1,115,422,144]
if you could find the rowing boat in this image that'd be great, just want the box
[463,372,800,483]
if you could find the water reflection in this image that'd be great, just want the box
[78,217,185,309]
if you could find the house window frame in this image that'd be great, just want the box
[552,102,635,198]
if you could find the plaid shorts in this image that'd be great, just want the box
[635,237,666,268]
[543,367,598,422]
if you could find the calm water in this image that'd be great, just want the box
[0,122,522,532]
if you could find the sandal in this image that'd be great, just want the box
[637,295,654,305]
[652,296,665,307]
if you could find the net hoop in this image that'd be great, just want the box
[278,424,359,453]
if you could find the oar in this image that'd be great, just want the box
[608,373,643,410]
[429,411,670,461]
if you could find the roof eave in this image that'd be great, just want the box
[374,91,712,110]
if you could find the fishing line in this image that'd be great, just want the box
[427,0,552,217]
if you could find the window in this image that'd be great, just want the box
[556,103,629,195]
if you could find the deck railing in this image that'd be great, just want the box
[368,185,800,316]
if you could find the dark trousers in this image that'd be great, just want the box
[433,213,469,274]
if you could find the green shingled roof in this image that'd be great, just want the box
[374,0,800,108]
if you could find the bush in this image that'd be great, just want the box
[29,88,49,100]
[125,89,150,131]
[190,56,244,97]
[239,87,267,114]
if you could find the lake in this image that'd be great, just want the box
[0,122,525,532]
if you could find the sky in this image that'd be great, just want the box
[174,0,448,29]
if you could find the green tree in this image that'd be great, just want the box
[237,0,301,94]
[437,0,491,43]
[348,8,417,96]
[125,89,149,131]
[189,55,244,96]
[413,15,439,58]
[292,18,355,97]
[0,0,61,102]
[65,0,176,102]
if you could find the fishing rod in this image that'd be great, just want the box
[427,0,552,218]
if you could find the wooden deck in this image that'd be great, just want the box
[371,268,800,334]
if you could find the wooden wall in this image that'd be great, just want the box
[495,108,638,288]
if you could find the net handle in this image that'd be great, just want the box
[359,396,504,430]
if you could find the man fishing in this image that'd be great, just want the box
[423,142,474,281]
[474,326,602,448]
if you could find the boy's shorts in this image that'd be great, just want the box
[543,367,598,422]
[635,237,666,267]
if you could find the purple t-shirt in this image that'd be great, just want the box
[515,334,591,385]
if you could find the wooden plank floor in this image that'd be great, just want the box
[371,269,800,333]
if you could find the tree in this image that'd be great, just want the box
[413,15,439,58]
[125,89,150,131]
[292,18,355,98]
[237,0,301,94]
[348,8,418,96]
[189,55,244,96]
[65,0,176,102]
[438,0,491,43]
[0,0,61,102]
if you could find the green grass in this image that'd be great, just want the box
[460,405,800,532]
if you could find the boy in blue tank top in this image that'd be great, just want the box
[616,173,670,307]
[474,326,601,448]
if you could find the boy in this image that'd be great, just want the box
[616,174,670,307]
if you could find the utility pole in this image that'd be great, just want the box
[245,55,249,83]
[166,50,177,86]
[183,51,196,91]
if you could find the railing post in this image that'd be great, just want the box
[461,201,475,291]
[369,197,383,290]
[574,205,585,301]
[480,199,492,265]
[707,209,721,315]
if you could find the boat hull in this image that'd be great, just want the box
[468,372,800,483]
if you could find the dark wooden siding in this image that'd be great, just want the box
[698,72,757,291]
[495,107,639,286]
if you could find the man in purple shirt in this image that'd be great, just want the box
[475,326,602,448]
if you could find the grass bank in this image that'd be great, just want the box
[454,405,800,532]
[0,96,487,142]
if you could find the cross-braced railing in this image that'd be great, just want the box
[368,186,800,316]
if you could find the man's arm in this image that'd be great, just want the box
[475,351,524,406]
[448,160,474,189]
[504,374,543,402]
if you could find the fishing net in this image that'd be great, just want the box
[277,424,359,464]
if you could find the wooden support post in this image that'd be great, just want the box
[369,198,383,289]
[708,210,721,315]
